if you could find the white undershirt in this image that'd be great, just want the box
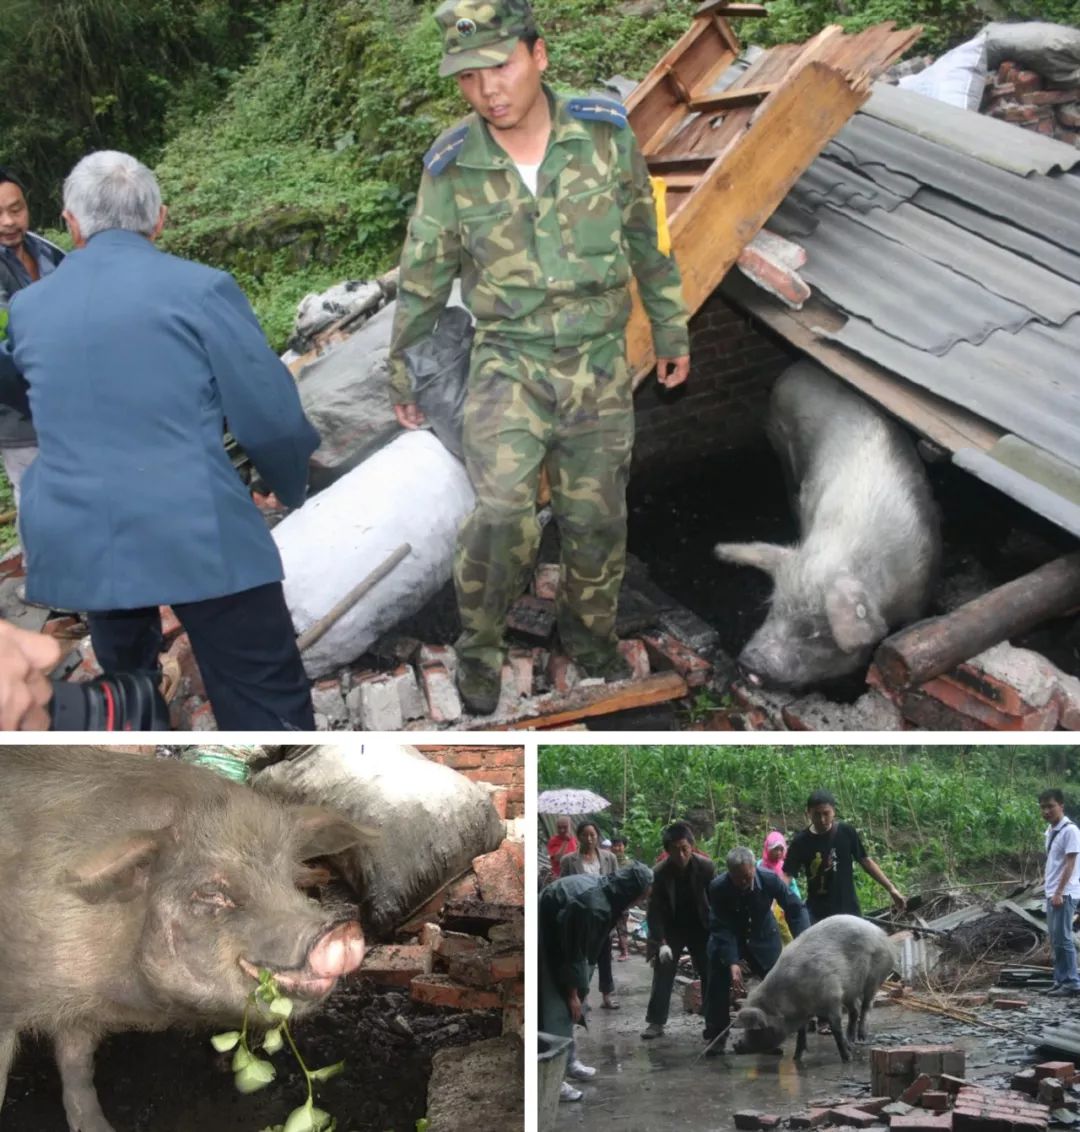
[515,161,540,195]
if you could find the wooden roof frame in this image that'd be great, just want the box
[626,6,922,382]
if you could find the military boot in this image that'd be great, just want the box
[456,656,502,715]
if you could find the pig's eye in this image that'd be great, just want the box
[192,886,236,913]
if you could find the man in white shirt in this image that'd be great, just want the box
[1040,788,1080,997]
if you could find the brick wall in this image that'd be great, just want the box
[632,289,795,471]
[418,746,525,819]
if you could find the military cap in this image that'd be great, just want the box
[434,0,539,77]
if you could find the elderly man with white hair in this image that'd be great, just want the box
[0,150,320,730]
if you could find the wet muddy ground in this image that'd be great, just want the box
[2,981,500,1132]
[558,948,1069,1132]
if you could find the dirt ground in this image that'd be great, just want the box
[2,981,501,1131]
[554,949,1065,1132]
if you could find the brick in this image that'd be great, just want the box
[890,1114,953,1132]
[1058,102,1080,129]
[1013,69,1045,94]
[1022,88,1080,105]
[0,550,24,578]
[447,874,480,902]
[502,989,524,1037]
[1035,1064,1075,1081]
[788,1113,832,1129]
[991,998,1028,1009]
[435,931,486,962]
[899,690,992,731]
[419,923,441,950]
[532,563,560,601]
[397,888,449,933]
[158,605,183,642]
[921,671,1061,729]
[546,653,581,695]
[471,845,524,907]
[437,747,485,770]
[829,1106,879,1127]
[460,766,516,786]
[505,593,555,640]
[409,974,501,1011]
[734,1112,767,1130]
[942,1076,969,1092]
[185,698,217,731]
[311,677,347,728]
[41,615,83,640]
[618,637,651,679]
[390,664,426,722]
[362,943,433,988]
[420,663,462,724]
[942,1051,967,1078]
[903,1076,937,1105]
[508,648,534,698]
[640,630,711,687]
[417,644,457,676]
[488,952,524,981]
[855,1100,893,1117]
[489,787,509,819]
[1036,1080,1064,1108]
[162,632,205,699]
[922,1093,949,1112]
[737,235,811,309]
[352,673,404,731]
[1012,1072,1038,1096]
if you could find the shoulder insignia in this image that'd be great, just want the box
[566,96,628,129]
[423,123,469,174]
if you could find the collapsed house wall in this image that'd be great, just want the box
[632,291,794,472]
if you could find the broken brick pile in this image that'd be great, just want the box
[58,566,713,729]
[416,745,525,820]
[695,639,1079,733]
[360,831,524,1038]
[734,1048,1076,1132]
[982,62,1080,145]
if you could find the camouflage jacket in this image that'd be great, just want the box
[389,86,689,402]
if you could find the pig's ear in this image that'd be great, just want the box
[65,832,164,904]
[293,806,376,860]
[737,1006,767,1030]
[825,575,887,653]
[714,542,792,577]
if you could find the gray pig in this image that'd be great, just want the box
[715,362,939,689]
[735,914,897,1062]
[0,748,371,1132]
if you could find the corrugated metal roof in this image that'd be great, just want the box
[740,83,1080,538]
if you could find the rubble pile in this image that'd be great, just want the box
[733,1048,1080,1132]
[982,61,1080,143]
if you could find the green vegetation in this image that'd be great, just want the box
[5,0,1080,349]
[539,747,1075,911]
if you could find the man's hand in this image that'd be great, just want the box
[1052,893,1065,908]
[890,888,907,914]
[394,402,427,429]
[567,987,583,1024]
[658,944,673,965]
[730,962,745,995]
[656,355,690,389]
[0,619,61,730]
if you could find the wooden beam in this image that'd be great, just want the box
[645,154,715,174]
[872,551,1080,692]
[627,60,871,381]
[484,672,690,730]
[697,1,768,15]
[690,84,776,113]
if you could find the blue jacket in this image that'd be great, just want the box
[707,865,810,969]
[0,229,319,611]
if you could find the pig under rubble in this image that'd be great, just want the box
[0,749,371,1132]
[714,362,940,689]
[735,914,897,1062]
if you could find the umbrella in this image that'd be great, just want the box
[537,788,611,815]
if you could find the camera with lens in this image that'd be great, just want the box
[50,672,171,731]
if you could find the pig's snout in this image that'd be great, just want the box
[308,921,366,979]
[238,920,365,1000]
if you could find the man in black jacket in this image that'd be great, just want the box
[641,821,715,1040]
[0,168,64,506]
[704,845,809,1053]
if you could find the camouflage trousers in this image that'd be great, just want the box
[455,332,634,673]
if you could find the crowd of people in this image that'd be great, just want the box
[538,788,911,1105]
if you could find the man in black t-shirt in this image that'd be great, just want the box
[783,789,906,923]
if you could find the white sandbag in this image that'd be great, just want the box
[899,33,987,111]
[253,745,505,939]
[985,21,1080,85]
[275,429,475,677]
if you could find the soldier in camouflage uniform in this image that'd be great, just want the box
[389,0,690,714]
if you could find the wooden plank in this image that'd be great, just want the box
[486,671,690,730]
[690,85,775,113]
[718,275,1003,452]
[645,154,715,174]
[627,60,871,380]
[873,552,1080,691]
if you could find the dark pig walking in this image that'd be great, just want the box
[734,914,897,1062]
[0,749,370,1132]
[715,362,939,689]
